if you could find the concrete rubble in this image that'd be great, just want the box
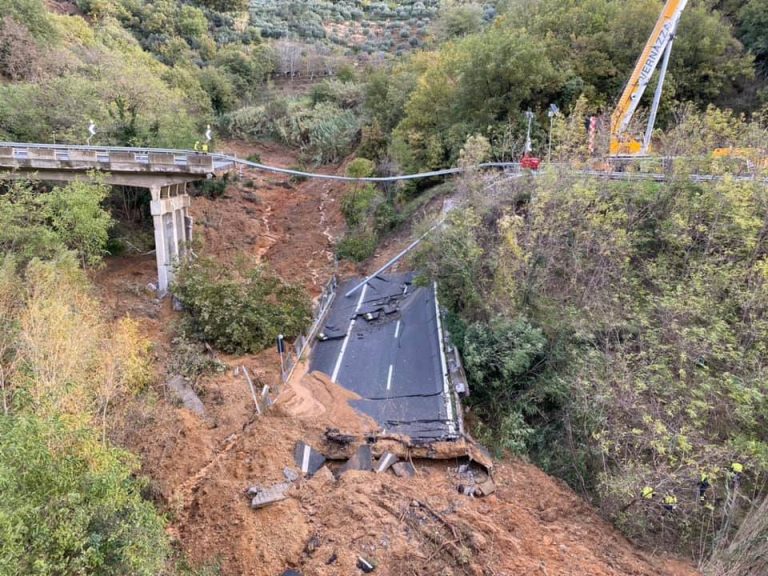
[391,461,416,478]
[375,452,398,474]
[166,375,206,416]
[356,557,376,573]
[250,482,292,509]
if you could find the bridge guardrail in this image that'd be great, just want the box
[281,275,338,384]
[0,142,227,175]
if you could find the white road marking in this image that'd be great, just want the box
[394,320,401,339]
[301,445,311,474]
[376,453,397,473]
[386,364,393,391]
[331,284,368,383]
[434,281,455,435]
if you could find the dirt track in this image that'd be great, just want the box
[94,142,699,576]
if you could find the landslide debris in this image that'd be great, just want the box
[99,142,699,576]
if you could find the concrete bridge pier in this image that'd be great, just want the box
[150,182,192,295]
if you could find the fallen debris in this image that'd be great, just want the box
[284,467,300,482]
[357,556,376,573]
[166,375,206,416]
[339,444,373,475]
[375,452,398,474]
[391,461,416,478]
[294,441,326,476]
[325,428,357,445]
[250,482,292,509]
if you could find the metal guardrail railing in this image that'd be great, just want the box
[281,275,338,384]
[0,142,230,175]
[2,141,765,185]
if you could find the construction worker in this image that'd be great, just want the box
[698,472,710,502]
[662,494,678,512]
[201,142,209,153]
[194,141,201,152]
[641,486,655,500]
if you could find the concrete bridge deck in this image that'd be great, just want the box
[0,142,234,186]
[0,142,237,295]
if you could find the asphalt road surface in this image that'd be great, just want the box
[310,273,457,442]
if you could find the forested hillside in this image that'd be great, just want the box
[2,0,768,574]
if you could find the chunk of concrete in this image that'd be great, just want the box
[283,467,300,482]
[294,441,326,476]
[392,461,416,478]
[375,452,398,474]
[251,482,292,509]
[166,375,205,416]
[339,444,373,475]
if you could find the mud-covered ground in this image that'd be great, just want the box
[92,142,699,576]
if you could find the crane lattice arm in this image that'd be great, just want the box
[610,0,688,156]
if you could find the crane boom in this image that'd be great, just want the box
[610,0,688,156]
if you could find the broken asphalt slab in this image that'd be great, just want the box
[294,441,326,476]
[310,273,459,442]
[338,444,373,475]
[375,452,398,474]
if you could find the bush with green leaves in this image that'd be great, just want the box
[340,184,379,227]
[172,258,311,354]
[462,316,547,454]
[0,414,169,576]
[336,229,378,262]
[0,178,113,267]
[419,168,768,560]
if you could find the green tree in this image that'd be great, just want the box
[739,0,768,71]
[0,414,169,576]
[0,179,112,267]
[434,1,484,40]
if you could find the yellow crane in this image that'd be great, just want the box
[610,0,689,157]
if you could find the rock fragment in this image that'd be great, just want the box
[166,375,205,416]
[391,461,416,478]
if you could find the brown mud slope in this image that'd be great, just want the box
[163,387,698,576]
[94,142,699,576]
[190,141,353,295]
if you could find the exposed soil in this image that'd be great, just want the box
[93,141,700,576]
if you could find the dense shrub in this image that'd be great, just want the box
[419,170,768,560]
[0,179,113,267]
[172,258,311,354]
[336,229,377,262]
[340,184,379,227]
[0,415,170,575]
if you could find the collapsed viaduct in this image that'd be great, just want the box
[0,143,235,294]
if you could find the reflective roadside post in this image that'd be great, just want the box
[277,334,285,380]
[87,120,96,145]
[524,110,534,154]
[547,103,560,163]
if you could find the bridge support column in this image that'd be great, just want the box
[150,183,191,295]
